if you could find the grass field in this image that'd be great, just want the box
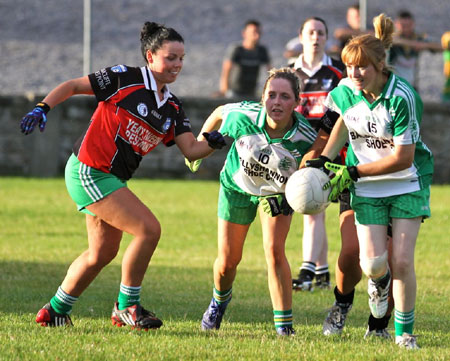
[0,178,448,360]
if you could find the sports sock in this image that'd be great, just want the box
[118,283,141,310]
[315,264,329,276]
[300,261,316,274]
[334,286,355,305]
[273,309,293,329]
[373,268,390,287]
[213,287,232,305]
[368,313,391,331]
[50,286,78,315]
[394,308,415,337]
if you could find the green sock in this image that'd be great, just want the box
[213,287,232,305]
[50,286,78,315]
[273,309,293,329]
[394,308,415,337]
[118,284,141,310]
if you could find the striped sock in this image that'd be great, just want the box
[394,308,415,337]
[273,309,293,329]
[300,261,316,274]
[50,286,78,315]
[213,287,232,305]
[118,284,141,310]
[315,264,329,276]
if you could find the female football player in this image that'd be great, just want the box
[310,14,433,349]
[188,67,318,336]
[21,21,225,330]
[290,16,345,292]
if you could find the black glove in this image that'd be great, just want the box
[20,102,51,135]
[259,194,294,217]
[203,130,226,150]
[305,155,331,174]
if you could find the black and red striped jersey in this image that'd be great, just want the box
[292,55,345,130]
[73,65,192,180]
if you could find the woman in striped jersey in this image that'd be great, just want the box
[188,67,318,336]
[20,21,225,330]
[308,14,433,349]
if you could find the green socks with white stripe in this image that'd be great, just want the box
[50,286,78,315]
[118,283,141,310]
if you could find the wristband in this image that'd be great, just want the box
[347,166,360,181]
[36,102,51,114]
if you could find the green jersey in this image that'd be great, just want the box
[325,73,434,197]
[218,101,317,196]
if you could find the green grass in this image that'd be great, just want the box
[0,178,449,360]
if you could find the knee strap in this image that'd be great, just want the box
[360,250,388,278]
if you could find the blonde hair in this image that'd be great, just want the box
[261,67,300,102]
[341,13,394,72]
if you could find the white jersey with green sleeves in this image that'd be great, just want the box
[218,101,317,196]
[325,73,433,198]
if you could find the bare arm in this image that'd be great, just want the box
[356,143,416,177]
[175,106,225,161]
[42,76,94,109]
[321,116,349,159]
[219,60,233,95]
[299,129,330,168]
[322,116,416,176]
[393,36,443,52]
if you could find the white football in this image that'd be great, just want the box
[285,168,331,214]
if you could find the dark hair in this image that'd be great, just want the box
[397,10,414,20]
[244,19,261,28]
[140,22,184,62]
[261,67,301,102]
[300,16,328,37]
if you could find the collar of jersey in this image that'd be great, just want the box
[141,66,171,108]
[293,54,330,77]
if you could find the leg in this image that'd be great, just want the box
[293,211,328,291]
[323,209,360,336]
[260,211,294,335]
[357,224,391,319]
[390,217,420,312]
[260,211,293,311]
[61,215,123,296]
[202,218,249,331]
[336,209,362,294]
[86,188,163,329]
[213,218,250,291]
[302,212,327,265]
[390,217,421,348]
[86,187,161,287]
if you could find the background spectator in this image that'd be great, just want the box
[389,10,442,91]
[216,19,271,99]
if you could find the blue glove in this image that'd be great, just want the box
[323,162,359,201]
[20,102,51,135]
[203,130,226,150]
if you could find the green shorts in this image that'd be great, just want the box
[217,184,260,225]
[351,186,431,225]
[65,154,127,216]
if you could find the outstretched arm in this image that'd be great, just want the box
[20,76,93,135]
[176,106,226,161]
[42,76,94,109]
